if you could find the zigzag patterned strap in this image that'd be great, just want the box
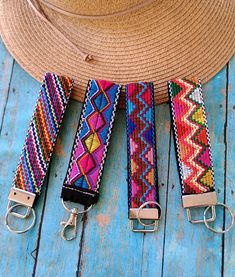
[168,78,218,223]
[6,73,73,233]
[126,82,161,232]
[62,80,121,207]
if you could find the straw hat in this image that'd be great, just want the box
[0,0,235,108]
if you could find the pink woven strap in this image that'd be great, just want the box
[62,80,121,206]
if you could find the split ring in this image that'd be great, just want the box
[5,204,36,234]
[137,201,162,227]
[203,202,234,234]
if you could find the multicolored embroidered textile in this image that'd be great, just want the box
[13,73,73,194]
[168,78,215,195]
[62,80,121,206]
[126,82,158,209]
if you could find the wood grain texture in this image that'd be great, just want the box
[0,61,46,276]
[224,56,235,277]
[0,40,13,130]
[0,41,234,277]
[163,67,227,277]
[78,105,170,277]
[33,100,84,277]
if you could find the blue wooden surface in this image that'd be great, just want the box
[0,40,234,277]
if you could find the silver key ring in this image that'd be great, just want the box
[137,201,162,227]
[203,202,234,234]
[5,203,36,234]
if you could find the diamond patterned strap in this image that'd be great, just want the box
[62,80,121,206]
[168,78,215,195]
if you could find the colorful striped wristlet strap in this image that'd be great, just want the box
[6,72,73,234]
[126,82,161,232]
[168,78,234,233]
[60,79,121,240]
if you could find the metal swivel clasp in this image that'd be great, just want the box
[60,208,78,241]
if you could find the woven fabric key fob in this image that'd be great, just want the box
[168,78,234,233]
[6,73,73,234]
[60,79,121,241]
[126,82,161,232]
[62,80,121,206]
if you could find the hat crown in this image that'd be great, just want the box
[41,0,146,16]
[1,0,235,108]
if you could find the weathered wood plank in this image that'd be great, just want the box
[0,62,45,276]
[33,100,84,277]
[141,103,171,277]
[78,103,170,277]
[224,56,235,277]
[0,41,14,129]
[77,110,144,277]
[162,68,227,277]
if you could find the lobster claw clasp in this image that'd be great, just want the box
[60,208,78,241]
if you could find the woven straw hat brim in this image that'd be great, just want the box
[0,0,235,108]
